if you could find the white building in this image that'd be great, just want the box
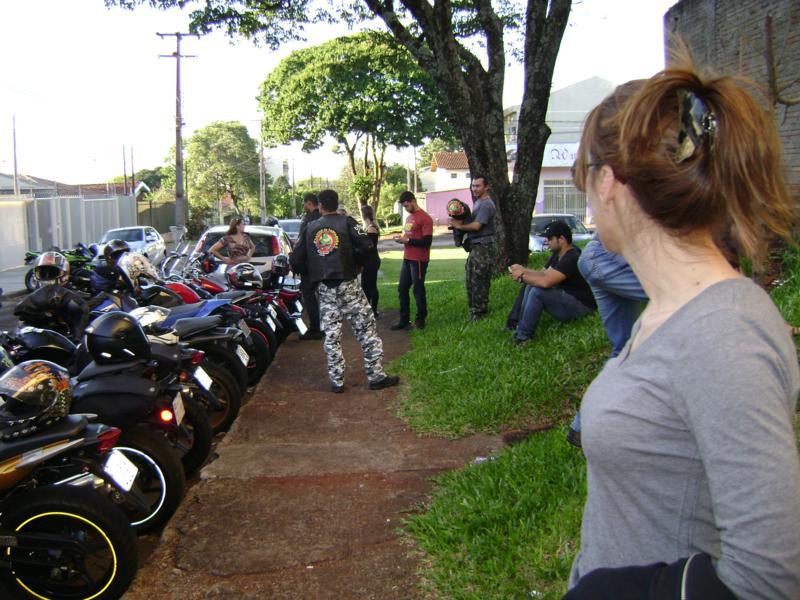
[425,77,615,223]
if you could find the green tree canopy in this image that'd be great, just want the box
[185,121,260,220]
[258,30,453,211]
[107,0,572,265]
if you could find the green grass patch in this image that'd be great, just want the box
[378,247,608,437]
[405,429,586,600]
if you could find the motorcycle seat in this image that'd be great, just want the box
[0,414,87,461]
[149,341,181,368]
[165,301,208,320]
[171,315,223,338]
[76,359,149,382]
[216,290,251,301]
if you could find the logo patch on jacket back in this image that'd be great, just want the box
[313,228,340,256]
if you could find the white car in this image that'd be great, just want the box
[99,226,166,264]
[529,214,593,252]
[278,219,302,246]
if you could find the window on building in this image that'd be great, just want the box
[543,179,588,221]
[450,173,458,179]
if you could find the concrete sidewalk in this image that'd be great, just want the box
[0,264,30,301]
[124,317,503,599]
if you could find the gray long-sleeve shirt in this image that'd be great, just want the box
[571,277,800,599]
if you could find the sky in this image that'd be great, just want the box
[0,0,678,185]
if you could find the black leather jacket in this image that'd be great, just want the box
[290,213,372,284]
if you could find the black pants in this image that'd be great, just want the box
[361,257,381,316]
[300,277,321,333]
[398,259,428,324]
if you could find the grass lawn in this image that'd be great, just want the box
[376,244,800,600]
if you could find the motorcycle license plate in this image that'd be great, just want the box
[267,305,278,318]
[173,392,185,425]
[104,449,139,492]
[235,344,250,365]
[294,300,303,313]
[266,315,276,331]
[238,319,252,336]
[194,366,213,391]
[295,318,308,335]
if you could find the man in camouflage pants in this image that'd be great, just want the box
[290,189,400,393]
[451,175,497,321]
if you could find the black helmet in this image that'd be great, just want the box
[0,360,71,440]
[227,263,263,289]
[103,239,130,262]
[84,312,151,364]
[271,254,290,277]
[34,251,70,285]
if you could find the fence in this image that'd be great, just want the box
[24,195,137,252]
[0,199,28,270]
[136,196,176,233]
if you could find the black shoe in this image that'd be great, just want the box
[469,313,486,323]
[368,375,400,390]
[300,330,324,340]
[513,337,530,346]
[331,384,345,394]
[390,322,411,331]
[415,320,426,330]
[566,428,582,448]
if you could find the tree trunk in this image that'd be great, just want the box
[369,0,572,269]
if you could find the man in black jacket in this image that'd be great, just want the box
[296,192,323,340]
[290,189,399,393]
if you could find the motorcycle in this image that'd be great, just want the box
[24,243,96,293]
[0,361,140,599]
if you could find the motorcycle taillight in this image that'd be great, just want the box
[189,350,206,366]
[97,427,122,453]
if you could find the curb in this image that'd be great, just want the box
[0,289,28,303]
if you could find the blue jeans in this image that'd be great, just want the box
[398,259,428,324]
[514,286,594,341]
[577,240,648,357]
[571,240,647,432]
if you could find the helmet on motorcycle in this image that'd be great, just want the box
[103,239,130,263]
[227,262,263,289]
[33,251,70,286]
[117,253,160,293]
[271,254,290,277]
[0,360,71,440]
[84,311,151,364]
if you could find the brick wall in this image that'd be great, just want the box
[666,0,800,199]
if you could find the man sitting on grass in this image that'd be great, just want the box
[507,221,596,344]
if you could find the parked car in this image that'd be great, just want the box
[190,224,293,274]
[529,213,593,252]
[278,219,302,246]
[99,226,166,264]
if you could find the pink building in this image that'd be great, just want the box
[421,187,473,225]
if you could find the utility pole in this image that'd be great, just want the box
[122,145,128,195]
[130,146,135,195]
[12,116,20,196]
[158,32,198,230]
[259,140,267,224]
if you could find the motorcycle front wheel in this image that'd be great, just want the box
[23,269,39,293]
[0,486,139,600]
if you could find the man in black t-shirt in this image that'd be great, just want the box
[507,221,596,343]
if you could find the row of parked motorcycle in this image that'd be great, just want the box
[0,240,306,599]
